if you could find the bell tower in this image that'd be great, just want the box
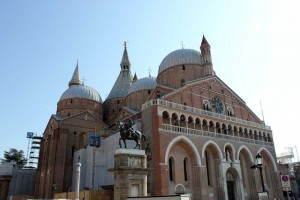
[200,35,214,76]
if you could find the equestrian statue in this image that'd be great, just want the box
[118,119,146,149]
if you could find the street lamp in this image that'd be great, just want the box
[251,153,265,192]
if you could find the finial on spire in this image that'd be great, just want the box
[120,41,131,69]
[180,41,185,49]
[123,41,128,48]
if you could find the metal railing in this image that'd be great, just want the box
[142,99,271,131]
[161,124,274,146]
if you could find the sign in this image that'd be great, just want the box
[27,132,34,138]
[258,192,269,200]
[281,175,291,188]
[89,135,101,147]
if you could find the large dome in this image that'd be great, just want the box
[158,49,202,73]
[59,85,102,103]
[127,76,156,95]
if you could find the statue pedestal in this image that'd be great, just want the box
[112,149,148,200]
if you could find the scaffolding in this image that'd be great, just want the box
[27,135,42,168]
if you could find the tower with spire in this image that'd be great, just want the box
[103,42,133,125]
[200,35,214,76]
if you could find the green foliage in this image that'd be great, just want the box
[4,148,27,168]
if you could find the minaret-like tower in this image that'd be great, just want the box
[200,35,214,76]
[103,42,133,125]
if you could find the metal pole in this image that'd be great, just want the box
[75,162,81,200]
[259,166,265,192]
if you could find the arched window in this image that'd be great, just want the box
[169,157,175,181]
[227,106,234,117]
[203,100,210,111]
[205,151,211,185]
[184,158,188,181]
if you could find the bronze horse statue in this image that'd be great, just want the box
[118,121,146,149]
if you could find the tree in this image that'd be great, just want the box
[4,148,27,168]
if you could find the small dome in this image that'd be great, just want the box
[158,49,202,74]
[127,76,156,95]
[60,85,102,103]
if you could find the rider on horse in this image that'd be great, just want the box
[126,119,134,139]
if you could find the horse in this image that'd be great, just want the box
[118,121,146,149]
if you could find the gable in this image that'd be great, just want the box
[160,75,262,124]
[44,115,61,134]
[114,107,139,123]
[147,85,174,101]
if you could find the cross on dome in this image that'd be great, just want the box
[180,41,185,49]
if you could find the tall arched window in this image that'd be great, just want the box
[205,151,211,185]
[169,157,175,181]
[183,158,188,181]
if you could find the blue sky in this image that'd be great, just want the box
[1,1,300,161]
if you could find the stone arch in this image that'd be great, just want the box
[237,146,254,200]
[202,119,208,131]
[209,120,215,132]
[257,148,278,198]
[224,142,236,161]
[227,124,233,135]
[233,126,238,137]
[257,147,278,171]
[222,123,227,134]
[195,117,201,130]
[216,122,221,133]
[171,112,178,126]
[201,140,223,159]
[237,145,254,163]
[225,167,242,200]
[162,110,170,124]
[187,116,194,129]
[179,114,186,127]
[165,135,201,166]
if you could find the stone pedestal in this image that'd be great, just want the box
[112,149,148,200]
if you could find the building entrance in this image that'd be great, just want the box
[226,170,236,200]
[227,180,235,200]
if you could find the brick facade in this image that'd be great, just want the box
[35,37,283,199]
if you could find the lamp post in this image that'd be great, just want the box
[75,155,81,200]
[251,153,265,192]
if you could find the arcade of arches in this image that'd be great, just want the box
[163,135,280,200]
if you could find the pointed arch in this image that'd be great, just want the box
[201,140,223,159]
[164,135,201,166]
[237,145,254,163]
[257,147,278,171]
[223,142,236,160]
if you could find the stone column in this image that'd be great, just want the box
[112,149,148,200]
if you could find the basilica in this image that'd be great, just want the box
[34,36,283,200]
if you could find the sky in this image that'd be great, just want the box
[0,1,300,162]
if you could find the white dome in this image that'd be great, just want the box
[127,76,156,95]
[59,85,102,103]
[158,49,202,74]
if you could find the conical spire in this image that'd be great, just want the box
[68,61,81,87]
[133,73,138,82]
[201,35,210,46]
[106,43,133,100]
[120,41,131,69]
